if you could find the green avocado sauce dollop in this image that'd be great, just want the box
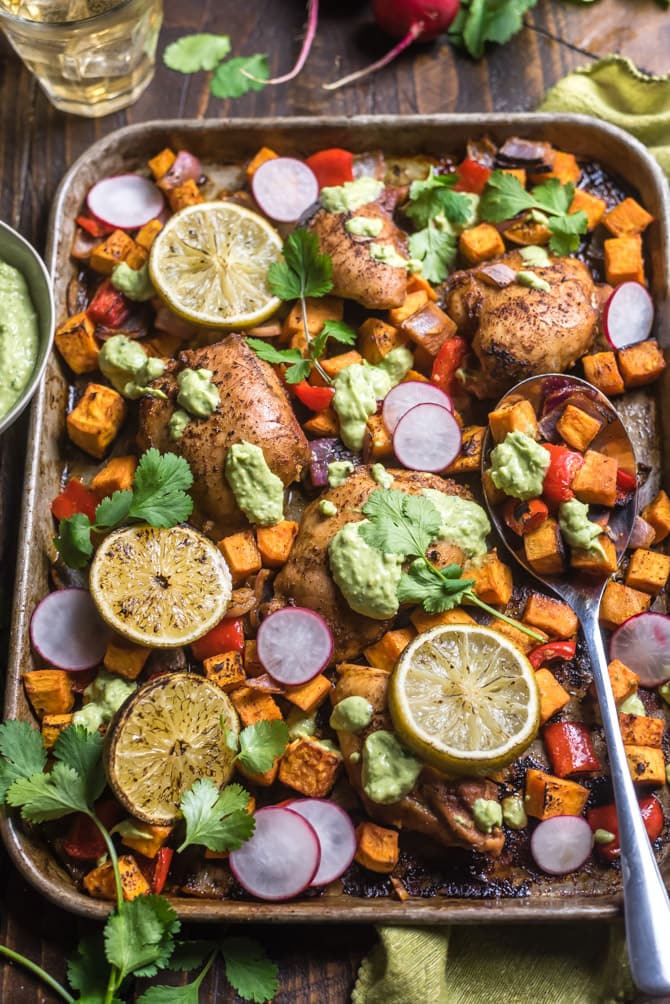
[333,347,413,451]
[345,216,384,238]
[72,670,137,734]
[361,730,423,804]
[490,430,550,501]
[0,259,39,420]
[328,520,403,620]
[558,499,607,560]
[98,335,166,400]
[176,367,219,418]
[472,798,503,834]
[421,490,491,558]
[330,696,373,734]
[321,177,384,213]
[110,261,155,302]
[225,441,284,526]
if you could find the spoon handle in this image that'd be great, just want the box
[582,605,670,996]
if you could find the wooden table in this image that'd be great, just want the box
[0,1,668,1000]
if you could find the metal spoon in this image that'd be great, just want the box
[481,373,670,997]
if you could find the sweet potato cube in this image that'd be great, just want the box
[619,714,665,748]
[600,582,651,631]
[532,150,581,186]
[500,167,527,186]
[103,636,150,680]
[459,223,505,265]
[482,468,506,506]
[237,758,279,787]
[569,188,606,230]
[66,383,126,459]
[505,218,550,246]
[535,669,570,724]
[402,368,429,383]
[217,529,262,585]
[618,339,666,388]
[464,551,513,606]
[246,146,279,177]
[570,536,618,577]
[524,518,565,575]
[167,179,203,211]
[606,659,639,705]
[625,548,670,595]
[641,490,670,543]
[118,855,151,899]
[603,197,654,238]
[571,450,617,507]
[124,242,148,270]
[365,628,416,673]
[83,860,117,901]
[410,607,476,634]
[524,768,589,820]
[256,520,298,569]
[355,821,399,873]
[604,235,645,286]
[89,229,136,275]
[135,218,163,250]
[278,738,342,797]
[581,352,625,397]
[406,272,438,301]
[23,670,73,718]
[401,302,457,357]
[243,640,264,678]
[556,404,602,453]
[303,407,339,438]
[490,619,548,654]
[624,745,666,787]
[281,296,344,339]
[388,290,428,325]
[444,426,486,474]
[148,147,176,179]
[310,350,363,387]
[229,686,282,727]
[120,823,172,859]
[41,713,74,749]
[54,312,99,374]
[203,651,246,692]
[488,399,539,443]
[363,413,394,463]
[358,317,407,364]
[284,674,333,713]
[90,455,138,500]
[523,594,578,639]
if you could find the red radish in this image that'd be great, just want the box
[244,0,319,86]
[603,281,654,350]
[629,515,656,550]
[530,816,593,875]
[229,807,320,901]
[30,588,111,671]
[252,157,319,223]
[156,150,202,190]
[87,174,165,231]
[324,0,460,91]
[257,607,333,685]
[287,799,357,886]
[610,612,670,687]
[382,380,453,434]
[392,402,461,473]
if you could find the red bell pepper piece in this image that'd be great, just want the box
[528,640,577,669]
[191,617,245,661]
[305,148,354,189]
[151,846,174,894]
[503,498,549,537]
[431,336,468,396]
[87,279,131,328]
[453,158,492,195]
[293,380,335,411]
[76,214,112,238]
[541,443,584,506]
[542,721,601,777]
[616,468,637,492]
[51,477,98,523]
[587,796,664,862]
[63,800,124,860]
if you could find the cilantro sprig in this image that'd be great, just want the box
[448,0,538,60]
[479,171,588,255]
[177,779,254,854]
[55,449,194,569]
[405,169,474,284]
[247,319,355,385]
[163,33,269,100]
[227,719,290,776]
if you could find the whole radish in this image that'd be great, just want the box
[325,0,460,90]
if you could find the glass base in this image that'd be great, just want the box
[38,63,154,116]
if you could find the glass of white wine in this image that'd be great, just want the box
[0,0,163,117]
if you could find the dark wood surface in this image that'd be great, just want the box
[0,1,668,1000]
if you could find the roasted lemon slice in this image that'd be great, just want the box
[149,201,283,328]
[389,625,540,774]
[105,673,239,825]
[89,525,232,648]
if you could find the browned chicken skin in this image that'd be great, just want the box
[444,251,599,398]
[273,467,471,664]
[137,334,311,535]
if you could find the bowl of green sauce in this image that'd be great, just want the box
[0,220,55,435]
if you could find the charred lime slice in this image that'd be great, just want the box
[105,672,239,825]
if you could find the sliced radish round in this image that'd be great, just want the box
[530,816,593,875]
[30,588,112,671]
[252,157,319,223]
[603,281,654,350]
[393,403,462,473]
[257,607,333,685]
[382,381,453,434]
[286,799,357,886]
[610,612,670,687]
[87,174,165,230]
[229,807,320,901]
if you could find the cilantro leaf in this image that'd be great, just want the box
[6,763,90,821]
[221,936,279,1003]
[532,177,574,215]
[405,169,472,229]
[54,513,93,569]
[53,725,106,805]
[283,359,312,385]
[449,0,538,60]
[408,226,457,284]
[479,171,535,222]
[0,720,47,802]
[167,940,218,972]
[268,230,333,302]
[178,778,255,853]
[548,210,588,255]
[128,449,194,527]
[164,33,231,73]
[236,720,289,776]
[311,319,358,359]
[360,489,442,559]
[104,895,180,982]
[137,984,203,1004]
[245,339,303,368]
[479,171,587,257]
[95,489,133,529]
[397,560,475,613]
[67,933,108,1000]
[211,54,269,99]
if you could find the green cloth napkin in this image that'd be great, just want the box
[353,54,670,1004]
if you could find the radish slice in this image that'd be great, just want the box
[530,816,593,875]
[257,607,333,685]
[251,158,319,223]
[603,281,654,350]
[610,612,670,686]
[229,807,320,901]
[87,174,165,230]
[382,381,453,434]
[30,588,112,671]
[392,403,462,473]
[286,799,357,886]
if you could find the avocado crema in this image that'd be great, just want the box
[176,367,219,418]
[361,730,422,804]
[0,259,39,420]
[421,490,490,558]
[345,216,384,238]
[321,177,384,213]
[368,243,410,270]
[490,430,550,501]
[110,261,155,301]
[472,798,503,834]
[328,520,403,619]
[225,441,284,526]
[98,335,166,400]
[333,347,413,450]
[330,696,373,733]
[328,460,354,488]
[558,499,607,560]
[72,670,136,734]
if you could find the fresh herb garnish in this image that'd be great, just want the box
[479,171,588,255]
[55,449,194,569]
[247,319,355,385]
[211,54,270,99]
[230,720,290,776]
[177,779,255,854]
[448,0,538,61]
[408,224,458,285]
[404,169,473,283]
[163,34,232,73]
